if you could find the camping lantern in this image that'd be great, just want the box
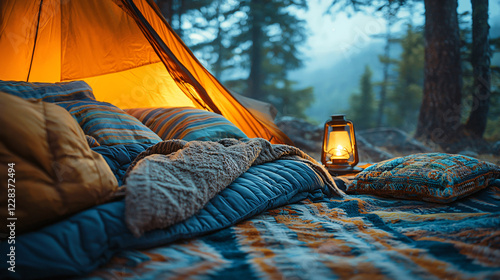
[321,115,359,172]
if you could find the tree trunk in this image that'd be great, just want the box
[416,0,462,147]
[248,0,264,100]
[464,0,491,138]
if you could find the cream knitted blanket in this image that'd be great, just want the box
[123,138,342,237]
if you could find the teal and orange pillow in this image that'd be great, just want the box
[346,153,500,203]
[0,80,162,146]
[125,107,248,142]
[85,135,100,148]
[56,100,162,146]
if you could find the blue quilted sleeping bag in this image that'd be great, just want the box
[0,143,330,279]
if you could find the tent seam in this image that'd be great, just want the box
[26,0,44,82]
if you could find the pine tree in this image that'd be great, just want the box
[187,0,237,80]
[224,0,313,118]
[270,81,314,119]
[327,0,409,128]
[156,0,214,42]
[328,1,468,148]
[375,17,396,128]
[348,65,375,129]
[159,0,313,118]
[387,23,424,132]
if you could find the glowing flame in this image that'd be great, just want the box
[335,145,344,156]
[329,144,349,160]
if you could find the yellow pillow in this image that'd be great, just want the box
[0,92,118,234]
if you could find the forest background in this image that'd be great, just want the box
[155,0,500,152]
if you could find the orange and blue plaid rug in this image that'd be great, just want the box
[83,181,500,279]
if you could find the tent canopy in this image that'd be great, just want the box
[0,0,292,144]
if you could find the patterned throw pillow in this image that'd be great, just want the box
[125,107,248,141]
[346,153,500,203]
[1,80,162,146]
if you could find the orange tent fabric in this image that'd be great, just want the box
[0,0,292,145]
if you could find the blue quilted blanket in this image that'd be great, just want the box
[0,149,329,279]
[82,180,500,279]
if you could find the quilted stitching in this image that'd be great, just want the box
[0,159,327,279]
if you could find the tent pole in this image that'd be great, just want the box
[27,0,44,82]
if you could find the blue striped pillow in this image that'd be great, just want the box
[54,101,162,146]
[125,107,248,141]
[0,80,95,102]
[1,80,162,146]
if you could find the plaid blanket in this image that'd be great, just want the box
[83,181,500,279]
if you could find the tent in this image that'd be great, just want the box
[0,0,292,144]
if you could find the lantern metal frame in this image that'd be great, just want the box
[321,114,361,174]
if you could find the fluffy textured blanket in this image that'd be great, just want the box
[123,138,341,237]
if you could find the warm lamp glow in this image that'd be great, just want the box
[330,144,349,160]
[326,130,352,160]
[335,145,344,156]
